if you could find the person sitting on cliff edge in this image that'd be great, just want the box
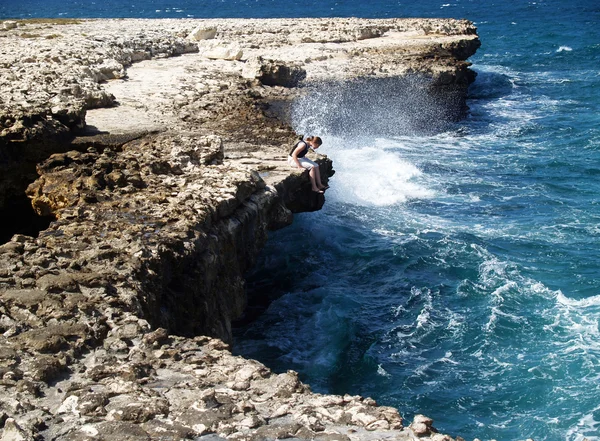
[287,136,329,194]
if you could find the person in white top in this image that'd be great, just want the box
[287,136,328,193]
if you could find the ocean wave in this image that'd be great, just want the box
[321,141,435,206]
[565,404,600,441]
[556,292,600,308]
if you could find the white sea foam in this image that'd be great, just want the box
[557,46,573,52]
[556,292,600,308]
[565,404,600,441]
[416,307,431,329]
[377,364,392,377]
[439,352,459,365]
[321,141,434,206]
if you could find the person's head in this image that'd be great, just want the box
[306,136,323,149]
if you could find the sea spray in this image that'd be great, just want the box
[292,76,466,138]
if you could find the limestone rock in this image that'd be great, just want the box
[0,418,32,441]
[189,26,217,41]
[2,21,17,31]
[410,414,436,437]
[242,57,306,87]
[199,41,243,61]
[0,16,481,441]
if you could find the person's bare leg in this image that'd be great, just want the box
[313,165,327,189]
[309,168,323,192]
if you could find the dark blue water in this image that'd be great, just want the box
[5,1,600,440]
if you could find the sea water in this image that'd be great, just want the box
[235,2,600,441]
[3,0,600,440]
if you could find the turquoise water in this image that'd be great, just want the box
[4,0,600,439]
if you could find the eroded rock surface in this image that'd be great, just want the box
[0,17,479,440]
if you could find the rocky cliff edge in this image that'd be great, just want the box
[0,18,480,441]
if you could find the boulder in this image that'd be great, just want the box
[409,414,436,437]
[189,26,217,41]
[2,21,18,31]
[0,418,32,441]
[199,41,243,61]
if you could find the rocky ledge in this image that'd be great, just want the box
[0,18,480,441]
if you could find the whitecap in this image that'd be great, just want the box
[439,352,459,365]
[556,292,600,308]
[377,364,392,377]
[557,46,573,52]
[565,404,600,441]
[321,142,434,206]
[484,309,497,332]
[416,307,431,329]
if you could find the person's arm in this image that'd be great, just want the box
[291,142,307,169]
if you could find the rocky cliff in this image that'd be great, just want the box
[0,18,480,441]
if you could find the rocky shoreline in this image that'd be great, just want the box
[0,18,480,440]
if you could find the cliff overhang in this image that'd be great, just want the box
[0,17,479,441]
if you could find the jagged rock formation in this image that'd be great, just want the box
[0,18,479,440]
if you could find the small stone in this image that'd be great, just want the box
[142,328,169,346]
[58,395,80,416]
[2,21,17,30]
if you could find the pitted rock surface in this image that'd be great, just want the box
[0,17,479,441]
